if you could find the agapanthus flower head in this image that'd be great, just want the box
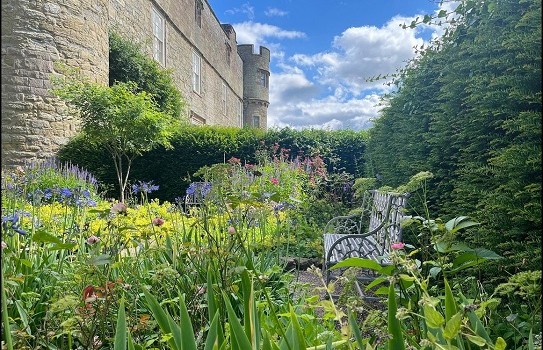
[200,182,212,197]
[186,182,197,195]
[132,180,159,194]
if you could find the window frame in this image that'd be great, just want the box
[238,100,243,127]
[258,69,269,88]
[221,82,227,115]
[152,6,166,66]
[252,115,260,128]
[192,51,202,94]
[195,0,203,28]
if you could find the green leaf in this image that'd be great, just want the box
[444,217,480,234]
[438,9,447,18]
[114,299,127,350]
[365,276,388,290]
[142,287,179,350]
[49,242,77,251]
[443,312,462,340]
[349,310,365,350]
[32,229,63,244]
[423,305,445,328]
[204,312,220,350]
[15,300,31,335]
[444,279,458,321]
[387,284,405,350]
[223,293,252,350]
[88,254,111,266]
[465,334,487,347]
[289,305,307,350]
[494,337,507,350]
[178,294,197,350]
[331,257,383,272]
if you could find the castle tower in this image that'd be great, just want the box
[237,44,270,129]
[1,0,109,167]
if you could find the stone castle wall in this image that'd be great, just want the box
[1,0,109,166]
[1,0,269,167]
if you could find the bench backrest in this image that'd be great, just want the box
[367,190,409,252]
[184,182,212,210]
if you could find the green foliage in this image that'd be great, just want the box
[53,75,183,202]
[365,0,542,277]
[109,31,185,118]
[58,126,366,202]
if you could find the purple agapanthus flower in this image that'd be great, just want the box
[186,183,197,195]
[2,212,27,235]
[132,181,159,195]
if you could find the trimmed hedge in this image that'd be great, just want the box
[57,126,368,201]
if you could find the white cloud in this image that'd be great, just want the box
[231,10,445,130]
[265,7,288,17]
[268,80,382,130]
[291,15,430,96]
[225,3,255,20]
[233,21,306,49]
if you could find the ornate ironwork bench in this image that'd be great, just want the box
[323,190,410,287]
[183,182,212,212]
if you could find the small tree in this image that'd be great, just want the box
[53,77,182,202]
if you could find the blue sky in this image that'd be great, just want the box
[207,0,456,130]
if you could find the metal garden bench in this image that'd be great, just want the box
[183,182,212,212]
[323,190,409,287]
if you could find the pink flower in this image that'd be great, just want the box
[227,226,236,234]
[1,241,7,250]
[152,217,165,226]
[110,202,128,214]
[270,177,279,185]
[391,242,405,250]
[86,235,100,245]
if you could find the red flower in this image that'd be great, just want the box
[270,177,279,185]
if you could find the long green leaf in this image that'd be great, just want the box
[204,311,220,350]
[206,269,224,347]
[289,305,307,350]
[142,288,179,350]
[223,292,253,350]
[178,294,197,350]
[349,309,365,349]
[444,278,457,321]
[14,300,30,335]
[331,257,383,272]
[387,284,405,350]
[114,299,127,350]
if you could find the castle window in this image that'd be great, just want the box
[192,51,201,94]
[222,82,227,115]
[238,100,243,127]
[195,0,203,28]
[225,43,231,65]
[152,7,165,65]
[190,111,206,125]
[258,70,269,88]
[252,115,260,128]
